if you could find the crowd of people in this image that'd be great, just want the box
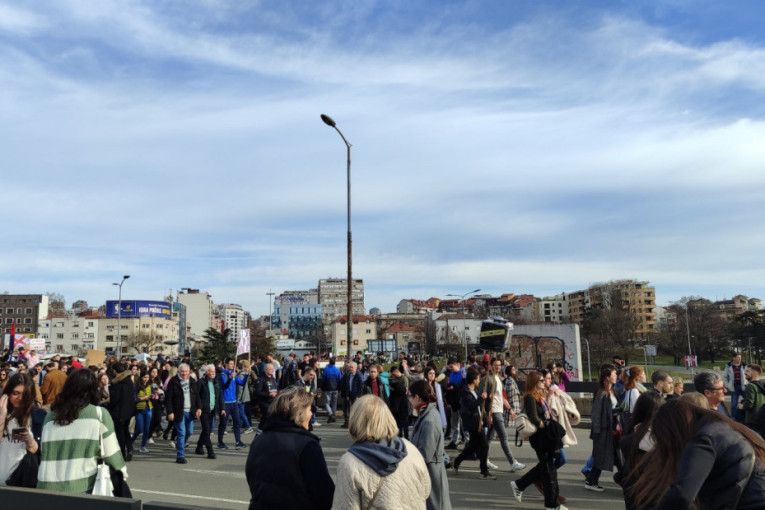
[2,348,765,510]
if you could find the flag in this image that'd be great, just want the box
[236,329,250,356]
[7,323,15,362]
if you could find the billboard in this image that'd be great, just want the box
[106,300,171,319]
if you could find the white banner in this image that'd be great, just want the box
[236,329,250,356]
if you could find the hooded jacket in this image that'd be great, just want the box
[332,437,431,510]
[108,370,136,422]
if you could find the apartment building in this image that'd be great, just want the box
[177,289,216,337]
[0,294,49,336]
[319,278,365,334]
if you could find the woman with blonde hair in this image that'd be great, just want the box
[246,386,334,510]
[333,394,430,510]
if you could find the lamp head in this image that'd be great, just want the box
[123,275,131,280]
[320,114,336,127]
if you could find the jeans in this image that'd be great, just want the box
[173,411,194,459]
[555,447,567,469]
[516,441,559,508]
[219,402,241,444]
[490,412,517,464]
[131,407,153,448]
[197,411,215,454]
[324,390,338,418]
[732,386,745,421]
[454,427,488,474]
[449,409,464,443]
[238,402,251,429]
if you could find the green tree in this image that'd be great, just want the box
[199,327,234,363]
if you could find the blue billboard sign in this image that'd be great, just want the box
[106,300,172,319]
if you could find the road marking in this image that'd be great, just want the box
[182,468,246,479]
[131,488,248,505]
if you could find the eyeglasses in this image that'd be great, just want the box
[710,386,725,392]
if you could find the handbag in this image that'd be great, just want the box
[514,412,537,444]
[93,407,114,497]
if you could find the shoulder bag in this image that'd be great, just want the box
[93,406,114,497]
[514,412,537,447]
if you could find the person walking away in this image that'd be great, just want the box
[408,380,452,510]
[723,352,747,422]
[739,364,765,433]
[165,363,202,464]
[444,358,466,449]
[320,358,341,423]
[387,365,409,438]
[448,367,494,480]
[236,360,254,434]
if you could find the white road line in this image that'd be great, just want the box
[182,468,246,479]
[131,488,249,505]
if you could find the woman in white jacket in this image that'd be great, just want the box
[332,394,431,510]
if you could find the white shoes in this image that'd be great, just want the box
[511,481,523,503]
[139,446,149,454]
[486,460,498,470]
[511,461,526,471]
[545,506,568,510]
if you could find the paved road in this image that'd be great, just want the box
[126,418,626,510]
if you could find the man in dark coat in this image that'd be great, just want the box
[108,362,136,461]
[339,361,362,428]
[253,362,278,431]
[165,363,202,464]
[197,364,224,459]
[387,365,409,438]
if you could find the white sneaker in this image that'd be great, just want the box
[511,461,526,471]
[312,421,322,427]
[584,482,605,492]
[243,427,254,434]
[511,481,523,503]
[545,506,568,510]
[169,440,176,448]
[486,460,498,470]
[148,438,155,444]
[139,446,149,454]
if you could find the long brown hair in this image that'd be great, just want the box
[51,369,99,426]
[625,366,644,391]
[524,371,545,402]
[598,367,615,395]
[629,399,765,508]
[2,372,36,432]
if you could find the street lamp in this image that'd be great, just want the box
[446,289,481,360]
[266,290,275,339]
[320,114,353,357]
[112,275,130,359]
[685,301,695,376]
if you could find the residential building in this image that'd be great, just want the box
[539,294,570,323]
[581,280,657,337]
[396,298,439,314]
[434,313,482,350]
[177,289,216,337]
[331,314,376,356]
[221,303,247,343]
[272,289,323,339]
[380,322,424,352]
[319,278,365,334]
[0,294,49,336]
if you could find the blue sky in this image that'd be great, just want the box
[1,0,764,316]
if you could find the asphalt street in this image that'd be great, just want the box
[125,418,627,510]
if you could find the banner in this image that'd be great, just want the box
[236,329,250,356]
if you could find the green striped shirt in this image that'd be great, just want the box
[38,404,127,493]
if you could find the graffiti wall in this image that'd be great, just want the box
[507,324,582,382]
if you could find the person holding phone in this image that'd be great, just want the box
[0,372,42,486]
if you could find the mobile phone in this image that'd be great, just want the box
[11,427,25,436]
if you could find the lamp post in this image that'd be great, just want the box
[320,114,353,357]
[446,289,481,360]
[112,275,130,359]
[266,290,275,338]
[685,301,695,376]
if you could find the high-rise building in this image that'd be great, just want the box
[1,294,49,337]
[319,278,365,334]
[177,289,215,337]
[221,303,247,343]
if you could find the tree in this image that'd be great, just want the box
[46,292,66,317]
[199,327,234,363]
[669,297,729,364]
[250,323,277,359]
[424,318,438,356]
[730,310,765,364]
[581,284,643,365]
[124,331,161,355]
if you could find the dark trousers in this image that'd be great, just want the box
[454,427,488,474]
[197,411,215,453]
[218,402,241,443]
[114,418,132,458]
[258,403,270,430]
[342,396,357,424]
[516,444,558,508]
[396,413,409,439]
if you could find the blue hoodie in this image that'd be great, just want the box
[220,368,247,403]
[348,436,408,476]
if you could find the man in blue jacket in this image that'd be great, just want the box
[320,358,342,423]
[217,357,248,450]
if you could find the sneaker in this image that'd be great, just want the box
[235,442,247,449]
[217,443,229,450]
[169,440,176,449]
[148,438,155,444]
[511,461,526,472]
[486,460,499,470]
[223,430,228,435]
[176,457,187,464]
[244,427,255,434]
[312,421,322,427]
[139,446,150,454]
[445,442,459,450]
[478,471,497,480]
[584,482,605,492]
[125,451,133,462]
[452,461,461,475]
[511,481,523,503]
[545,506,568,510]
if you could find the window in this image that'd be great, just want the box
[142,324,150,329]
[365,329,371,334]
[16,308,22,314]
[55,345,64,352]
[121,325,128,330]
[24,318,31,324]
[353,340,359,345]
[106,335,114,342]
[23,328,30,333]
[5,319,12,324]
[70,344,79,351]
[71,333,79,339]
[56,333,64,339]
[6,308,12,314]
[25,308,32,314]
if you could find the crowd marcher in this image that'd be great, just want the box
[448,366,493,479]
[362,364,389,404]
[673,377,684,397]
[483,358,525,472]
[544,369,579,505]
[650,370,674,400]
[40,361,67,408]
[739,364,765,433]
[246,386,334,510]
[97,373,110,406]
[511,370,567,510]
[340,361,363,429]
[0,368,9,391]
[0,372,44,488]
[423,366,447,431]
[321,358,342,423]
[503,365,521,427]
[444,358,466,449]
[38,369,128,494]
[217,358,248,450]
[723,352,747,421]
[165,363,202,464]
[332,394,430,510]
[585,366,618,492]
[108,362,136,462]
[694,371,728,415]
[408,380,452,510]
[254,363,278,431]
[131,370,154,454]
[148,367,165,437]
[196,364,223,459]
[237,360,255,434]
[622,366,646,415]
[629,399,765,510]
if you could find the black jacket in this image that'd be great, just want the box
[361,376,389,405]
[652,420,765,510]
[253,375,278,408]
[198,376,224,415]
[458,385,483,432]
[339,371,362,400]
[246,416,334,510]
[108,370,136,422]
[165,375,201,419]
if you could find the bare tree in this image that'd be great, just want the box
[424,318,438,356]
[124,332,161,356]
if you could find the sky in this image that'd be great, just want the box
[1,0,764,317]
